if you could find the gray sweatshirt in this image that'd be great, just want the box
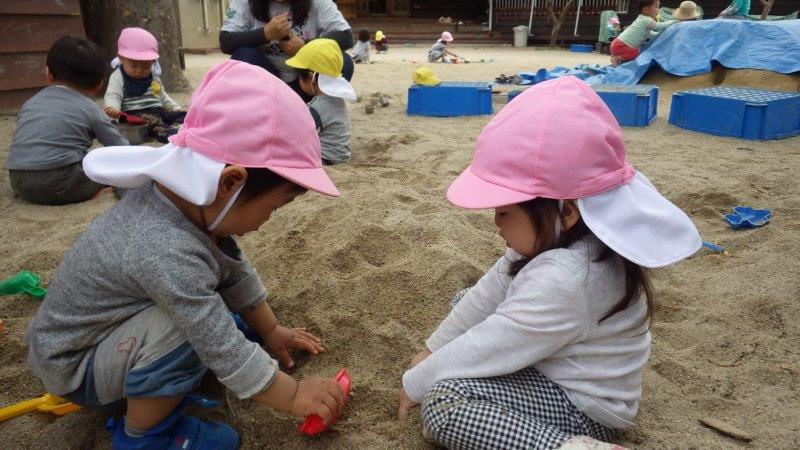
[6,85,128,171]
[309,95,351,163]
[26,185,278,399]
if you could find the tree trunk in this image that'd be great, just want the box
[80,0,189,92]
[546,0,576,48]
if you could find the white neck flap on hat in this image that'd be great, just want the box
[83,143,225,206]
[577,172,702,268]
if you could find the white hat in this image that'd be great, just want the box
[318,74,357,101]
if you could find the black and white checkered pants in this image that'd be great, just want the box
[420,290,614,450]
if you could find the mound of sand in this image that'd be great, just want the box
[1,48,798,449]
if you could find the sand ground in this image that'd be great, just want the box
[1,47,798,449]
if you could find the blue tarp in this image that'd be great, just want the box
[528,20,800,86]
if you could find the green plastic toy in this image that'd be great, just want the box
[0,271,47,299]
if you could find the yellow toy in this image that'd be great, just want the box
[0,393,80,422]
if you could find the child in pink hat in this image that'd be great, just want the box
[104,27,185,142]
[398,76,701,449]
[26,61,344,450]
[428,31,460,63]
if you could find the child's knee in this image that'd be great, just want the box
[420,379,472,435]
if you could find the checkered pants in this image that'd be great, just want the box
[421,290,615,449]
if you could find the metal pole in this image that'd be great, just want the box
[489,0,493,31]
[528,0,536,35]
[573,0,583,36]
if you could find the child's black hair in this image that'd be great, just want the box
[358,29,371,42]
[241,167,306,201]
[249,0,310,27]
[507,198,654,326]
[637,0,658,12]
[46,36,106,90]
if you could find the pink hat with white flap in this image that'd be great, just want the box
[117,27,160,61]
[448,76,701,268]
[170,60,339,196]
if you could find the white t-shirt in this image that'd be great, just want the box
[222,0,350,81]
[402,236,652,429]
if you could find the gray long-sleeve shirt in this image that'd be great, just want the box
[26,185,278,399]
[6,85,128,171]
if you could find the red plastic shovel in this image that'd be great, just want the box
[119,112,148,125]
[298,368,351,436]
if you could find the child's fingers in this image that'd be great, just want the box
[295,329,322,342]
[293,336,321,354]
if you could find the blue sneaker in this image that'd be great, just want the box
[110,395,238,449]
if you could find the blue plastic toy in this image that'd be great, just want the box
[724,206,773,230]
[669,87,800,141]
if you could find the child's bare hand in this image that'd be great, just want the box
[264,13,291,41]
[104,107,120,119]
[279,34,305,56]
[397,388,419,418]
[408,349,432,369]
[265,325,323,369]
[290,377,345,425]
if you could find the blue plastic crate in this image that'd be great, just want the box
[592,84,658,127]
[570,44,593,53]
[407,81,493,117]
[668,86,800,140]
[507,88,527,102]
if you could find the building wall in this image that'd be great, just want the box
[0,0,85,113]
[177,0,229,51]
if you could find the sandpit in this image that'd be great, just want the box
[1,47,798,449]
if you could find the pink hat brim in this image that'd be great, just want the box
[118,49,159,61]
[447,166,536,209]
[269,165,341,197]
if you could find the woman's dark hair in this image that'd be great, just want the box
[638,0,658,12]
[249,0,310,27]
[358,29,371,42]
[46,36,106,90]
[240,167,307,201]
[507,198,654,325]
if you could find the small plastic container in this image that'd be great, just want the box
[569,44,594,53]
[592,84,659,127]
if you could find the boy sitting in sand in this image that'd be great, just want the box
[428,32,460,63]
[610,0,677,66]
[351,29,371,63]
[25,60,345,449]
[6,36,128,205]
[103,27,185,143]
[287,39,356,165]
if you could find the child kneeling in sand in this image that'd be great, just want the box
[610,0,677,66]
[287,39,356,165]
[398,76,701,449]
[104,27,185,142]
[428,31,460,63]
[6,36,128,205]
[26,61,345,449]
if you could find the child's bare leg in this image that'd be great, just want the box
[126,396,185,431]
[610,56,622,67]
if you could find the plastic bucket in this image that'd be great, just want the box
[513,26,529,48]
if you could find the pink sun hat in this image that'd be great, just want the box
[169,60,339,196]
[441,31,454,42]
[117,27,159,61]
[447,76,700,268]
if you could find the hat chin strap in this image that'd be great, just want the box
[206,185,243,232]
[554,200,564,242]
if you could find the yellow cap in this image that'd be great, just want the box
[412,66,441,86]
[285,39,343,77]
[375,30,385,41]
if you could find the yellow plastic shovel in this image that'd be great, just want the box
[0,393,80,422]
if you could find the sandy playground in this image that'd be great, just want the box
[1,46,799,448]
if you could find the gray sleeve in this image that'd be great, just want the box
[218,258,268,312]
[313,0,351,34]
[134,248,277,398]
[104,70,124,111]
[221,0,255,32]
[155,76,181,111]
[92,106,129,146]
